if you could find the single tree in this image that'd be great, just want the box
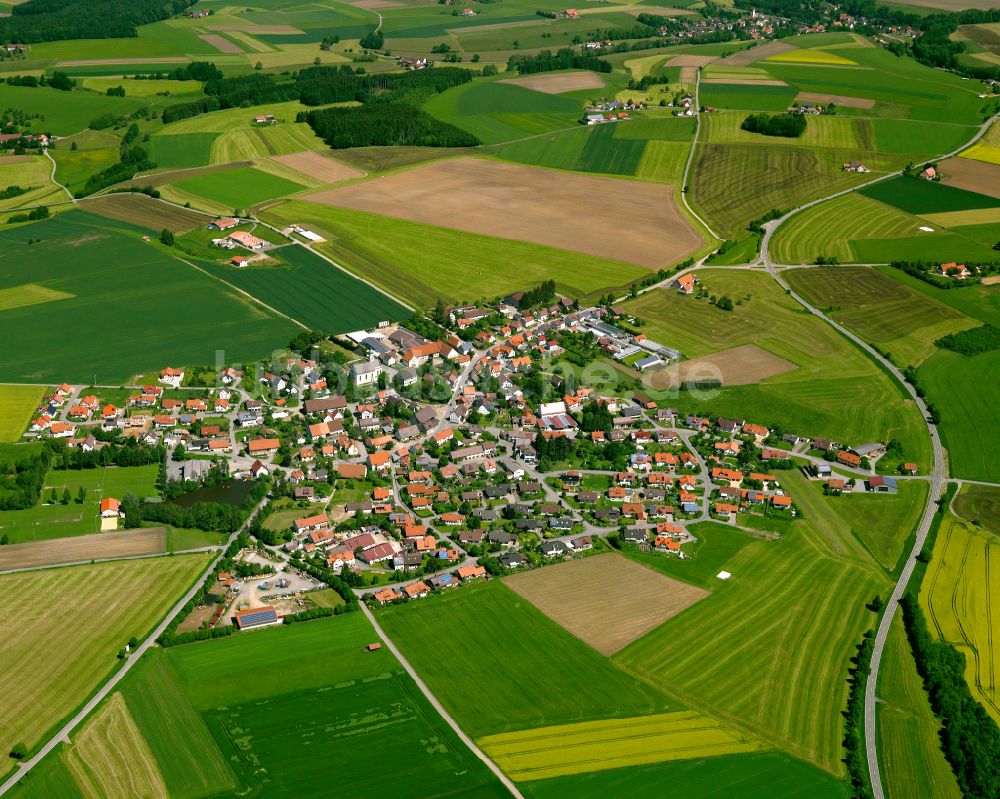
[160,228,174,246]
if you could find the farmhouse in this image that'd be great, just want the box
[918,166,936,180]
[100,498,121,517]
[674,273,696,294]
[209,218,239,231]
[224,231,270,250]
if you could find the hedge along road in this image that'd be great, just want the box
[0,495,270,797]
[757,111,1000,799]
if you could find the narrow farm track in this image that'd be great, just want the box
[680,69,719,242]
[755,111,1000,799]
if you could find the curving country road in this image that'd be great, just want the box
[751,109,1000,799]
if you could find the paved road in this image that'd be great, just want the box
[680,70,719,241]
[361,602,523,798]
[0,496,270,797]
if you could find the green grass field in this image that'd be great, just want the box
[0,211,296,383]
[615,501,887,773]
[423,79,582,145]
[0,156,64,212]
[80,77,205,98]
[920,514,1000,722]
[784,265,978,367]
[703,111,869,150]
[0,84,145,137]
[378,580,674,738]
[918,348,1000,482]
[49,130,122,195]
[520,752,848,799]
[699,82,799,112]
[953,483,1000,535]
[690,143,875,238]
[196,243,411,332]
[0,384,43,442]
[11,614,506,798]
[173,165,305,210]
[860,175,1000,215]
[769,193,927,265]
[0,465,160,543]
[621,270,932,469]
[876,617,961,799]
[147,132,218,170]
[263,200,647,308]
[623,521,757,589]
[0,554,210,763]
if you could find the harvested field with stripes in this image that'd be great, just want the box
[796,91,874,109]
[0,554,211,760]
[504,553,708,655]
[479,711,764,781]
[272,150,364,183]
[499,71,605,94]
[79,194,208,233]
[920,514,1000,722]
[0,528,168,572]
[938,157,1000,200]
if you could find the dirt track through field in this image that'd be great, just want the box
[719,40,795,66]
[649,343,797,388]
[504,553,708,655]
[938,156,1000,199]
[796,91,875,109]
[198,34,243,54]
[500,71,604,94]
[302,157,702,268]
[273,151,365,183]
[0,528,167,571]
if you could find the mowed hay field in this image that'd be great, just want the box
[377,581,673,738]
[620,270,932,469]
[920,514,1000,722]
[479,711,763,782]
[614,509,886,773]
[784,266,978,367]
[263,200,647,308]
[0,554,210,760]
[877,618,962,799]
[0,528,168,572]
[690,143,870,238]
[0,384,44,442]
[769,193,930,265]
[504,553,708,655]
[300,157,702,269]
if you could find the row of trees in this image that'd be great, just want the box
[0,0,196,43]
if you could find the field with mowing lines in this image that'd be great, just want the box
[920,514,1000,722]
[78,194,208,233]
[520,752,848,799]
[378,580,673,738]
[615,508,887,773]
[784,265,977,367]
[621,270,932,468]
[770,193,930,265]
[480,711,763,782]
[919,348,1000,482]
[954,484,1000,535]
[263,200,646,307]
[63,694,167,799]
[0,384,44,442]
[301,157,700,269]
[860,175,1000,215]
[196,243,410,332]
[690,144,869,238]
[0,211,296,383]
[877,618,962,799]
[0,554,211,760]
[173,165,304,210]
[504,553,708,655]
[703,111,866,150]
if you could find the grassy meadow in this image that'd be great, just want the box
[953,483,1000,534]
[172,165,305,210]
[377,580,674,738]
[0,384,44,442]
[0,211,297,383]
[0,554,211,765]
